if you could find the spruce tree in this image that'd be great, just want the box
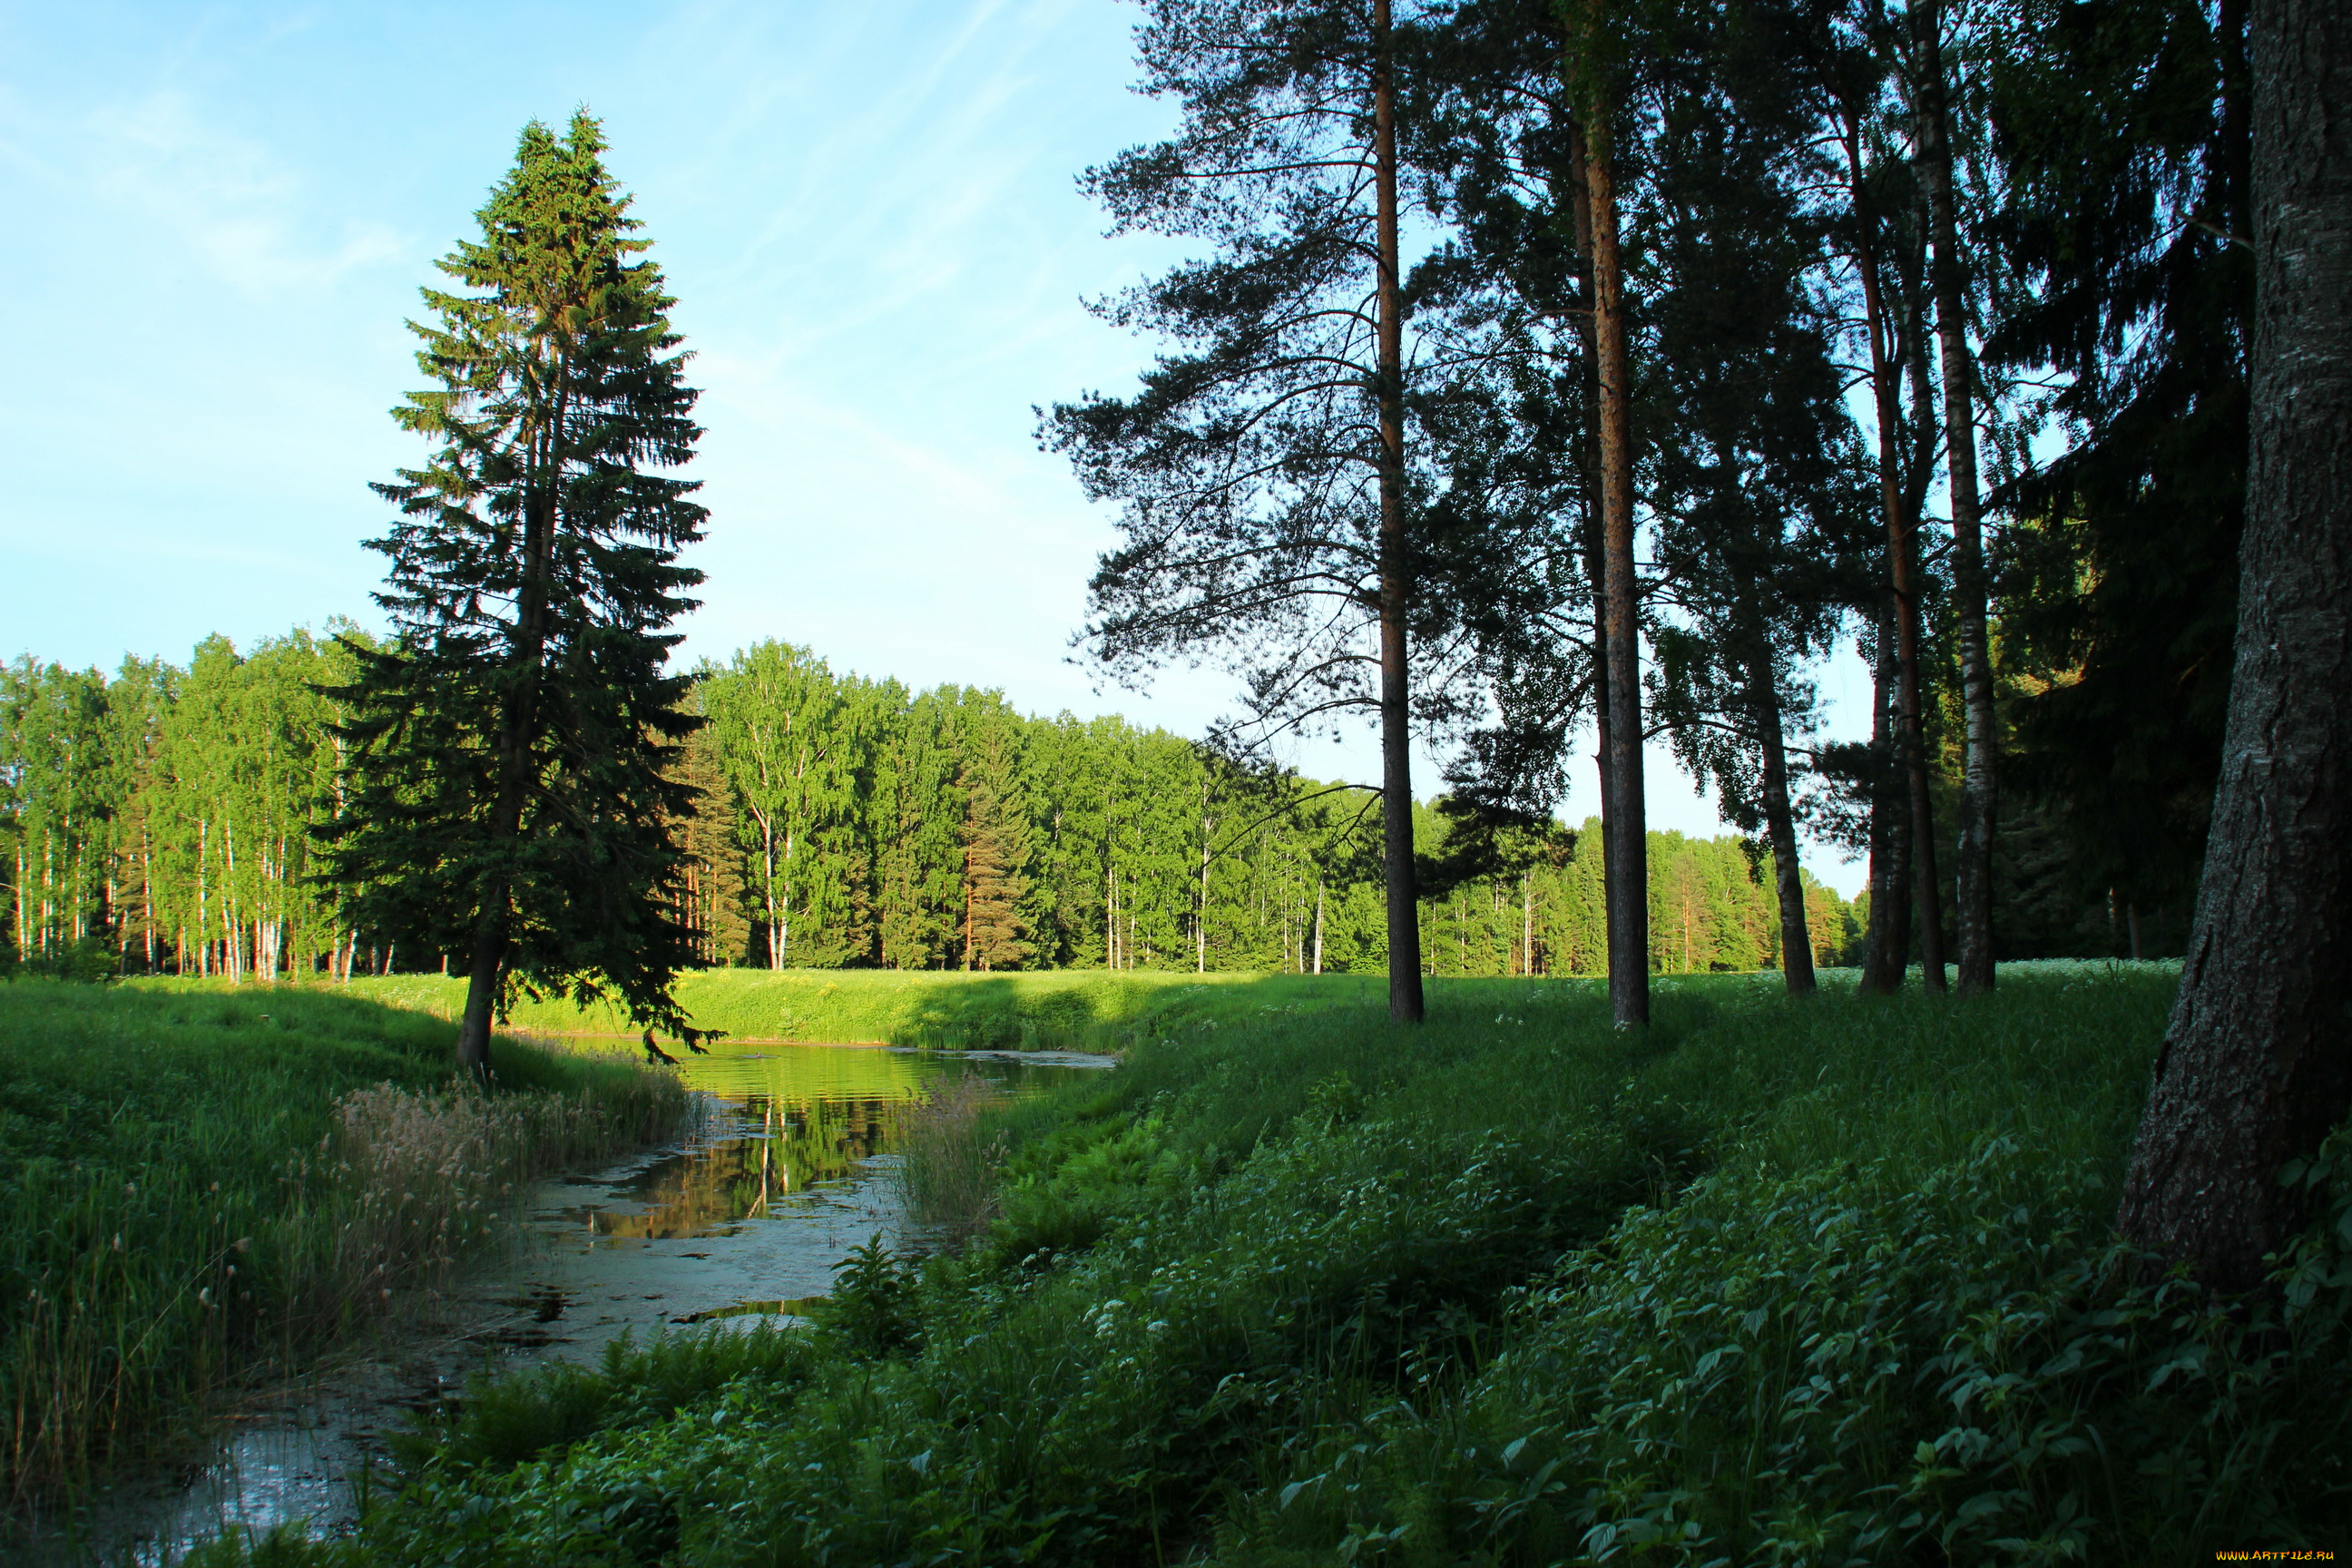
[956,715,1033,971]
[320,113,707,1079]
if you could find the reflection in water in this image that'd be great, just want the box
[567,1095,903,1241]
[15,1044,1111,1567]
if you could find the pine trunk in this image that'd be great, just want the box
[1371,0,1426,1024]
[2116,0,2352,1290]
[1911,0,1999,995]
[1584,106,1650,1027]
[1751,648,1817,995]
[1861,603,1914,992]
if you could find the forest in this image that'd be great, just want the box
[0,636,1858,985]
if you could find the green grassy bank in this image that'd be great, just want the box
[339,967,1384,1053]
[0,981,689,1509]
[198,964,2352,1563]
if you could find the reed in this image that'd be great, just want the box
[0,980,689,1508]
[890,1073,1008,1242]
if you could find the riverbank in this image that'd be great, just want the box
[0,980,689,1514]
[193,964,2352,1563]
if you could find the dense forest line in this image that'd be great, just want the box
[0,635,1860,981]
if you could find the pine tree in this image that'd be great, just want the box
[1046,0,1441,1022]
[320,113,707,1078]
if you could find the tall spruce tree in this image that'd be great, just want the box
[321,113,707,1079]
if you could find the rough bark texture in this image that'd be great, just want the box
[1844,122,1931,996]
[1911,0,1999,995]
[2116,0,2352,1291]
[1753,649,1818,995]
[1859,606,1914,994]
[1567,122,1620,1006]
[1585,114,1651,1028]
[1371,0,1426,1024]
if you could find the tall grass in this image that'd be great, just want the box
[0,980,688,1507]
[891,1075,1009,1242]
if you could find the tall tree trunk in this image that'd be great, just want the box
[1844,115,1941,994]
[1371,0,1426,1024]
[1860,603,1914,992]
[1584,101,1651,1027]
[1567,123,1622,1011]
[1897,229,1952,993]
[1910,0,1999,995]
[1749,644,1818,995]
[456,377,564,1082]
[1522,872,1534,977]
[1196,799,1210,974]
[1313,878,1325,975]
[2116,0,2352,1290]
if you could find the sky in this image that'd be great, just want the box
[0,0,1873,895]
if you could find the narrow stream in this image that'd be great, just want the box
[22,1043,1112,1566]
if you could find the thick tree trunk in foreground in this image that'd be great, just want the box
[2117,0,2352,1290]
[1911,0,1999,995]
[1584,113,1651,1028]
[1371,0,1426,1024]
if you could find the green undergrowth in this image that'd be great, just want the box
[194,964,2352,1564]
[336,966,1396,1053]
[0,980,688,1513]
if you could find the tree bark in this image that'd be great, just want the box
[1910,0,1999,995]
[1897,226,1952,994]
[1566,121,1624,1014]
[2116,0,2352,1291]
[1371,0,1426,1024]
[1860,603,1914,993]
[1843,115,1937,995]
[1750,643,1817,995]
[1583,102,1651,1027]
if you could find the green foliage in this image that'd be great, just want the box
[1986,0,2251,920]
[320,110,706,1034]
[189,965,2347,1563]
[0,979,684,1503]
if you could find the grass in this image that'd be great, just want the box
[339,967,1386,1052]
[189,963,2352,1563]
[0,978,690,1511]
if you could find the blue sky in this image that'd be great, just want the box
[0,0,1870,893]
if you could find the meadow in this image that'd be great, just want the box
[339,966,1392,1054]
[184,961,2352,1564]
[0,981,689,1512]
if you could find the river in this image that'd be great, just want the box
[20,1042,1111,1566]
